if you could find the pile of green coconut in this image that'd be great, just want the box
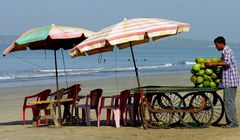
[190,57,222,88]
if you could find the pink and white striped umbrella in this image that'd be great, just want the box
[69,18,190,57]
[69,18,190,91]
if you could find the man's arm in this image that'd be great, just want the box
[205,61,226,67]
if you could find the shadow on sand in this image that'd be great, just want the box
[0,120,31,126]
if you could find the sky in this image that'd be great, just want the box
[0,0,240,42]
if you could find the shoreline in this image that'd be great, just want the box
[0,71,191,89]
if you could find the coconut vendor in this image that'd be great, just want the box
[206,36,239,128]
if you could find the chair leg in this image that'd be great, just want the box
[122,111,127,126]
[37,110,41,125]
[97,109,102,127]
[112,111,115,122]
[128,107,134,125]
[95,109,98,119]
[134,106,140,124]
[106,109,111,126]
[44,110,49,125]
[113,109,120,128]
[23,109,26,125]
[134,111,140,124]
[75,107,80,124]
[85,108,90,126]
[70,105,75,124]
[32,109,41,126]
[82,108,86,125]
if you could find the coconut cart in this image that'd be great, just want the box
[131,86,224,129]
[68,18,224,128]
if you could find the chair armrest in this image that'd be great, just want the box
[99,95,120,108]
[77,95,88,100]
[23,89,51,107]
[77,95,90,105]
[101,95,119,101]
[24,93,40,99]
[24,93,41,106]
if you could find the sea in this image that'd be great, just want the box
[0,35,240,88]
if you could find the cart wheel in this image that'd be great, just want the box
[189,92,214,128]
[178,92,196,127]
[141,94,174,129]
[203,91,224,125]
[154,92,185,126]
[182,92,196,106]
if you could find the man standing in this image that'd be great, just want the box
[206,36,239,128]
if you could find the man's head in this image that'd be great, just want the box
[214,36,226,51]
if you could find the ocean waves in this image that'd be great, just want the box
[0,61,194,81]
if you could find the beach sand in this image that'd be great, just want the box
[0,72,240,140]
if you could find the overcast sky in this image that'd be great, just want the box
[0,0,240,42]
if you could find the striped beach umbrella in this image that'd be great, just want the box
[3,24,94,54]
[69,18,190,91]
[3,24,95,123]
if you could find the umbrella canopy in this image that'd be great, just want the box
[69,18,190,57]
[3,24,95,56]
[69,18,190,92]
[3,24,95,124]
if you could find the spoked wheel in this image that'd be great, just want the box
[178,92,196,127]
[189,92,214,128]
[203,92,224,125]
[141,93,174,128]
[158,92,186,126]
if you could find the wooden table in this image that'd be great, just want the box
[29,98,73,127]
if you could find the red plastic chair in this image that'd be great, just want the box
[60,84,81,124]
[76,88,103,125]
[22,89,51,125]
[126,92,141,125]
[97,90,130,128]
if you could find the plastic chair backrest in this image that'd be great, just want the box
[89,89,103,109]
[36,89,51,101]
[67,84,81,107]
[24,89,51,106]
[66,84,81,100]
[119,90,130,112]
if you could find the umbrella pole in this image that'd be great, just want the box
[54,50,62,123]
[129,42,141,92]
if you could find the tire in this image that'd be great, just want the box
[203,91,224,125]
[141,93,174,128]
[153,92,185,126]
[189,92,214,128]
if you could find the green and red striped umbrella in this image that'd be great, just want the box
[3,24,95,56]
[3,24,95,124]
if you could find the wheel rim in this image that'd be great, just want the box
[141,93,174,128]
[204,92,224,125]
[165,92,185,125]
[178,92,196,128]
[189,93,214,128]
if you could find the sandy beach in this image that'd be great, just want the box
[1,72,240,140]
